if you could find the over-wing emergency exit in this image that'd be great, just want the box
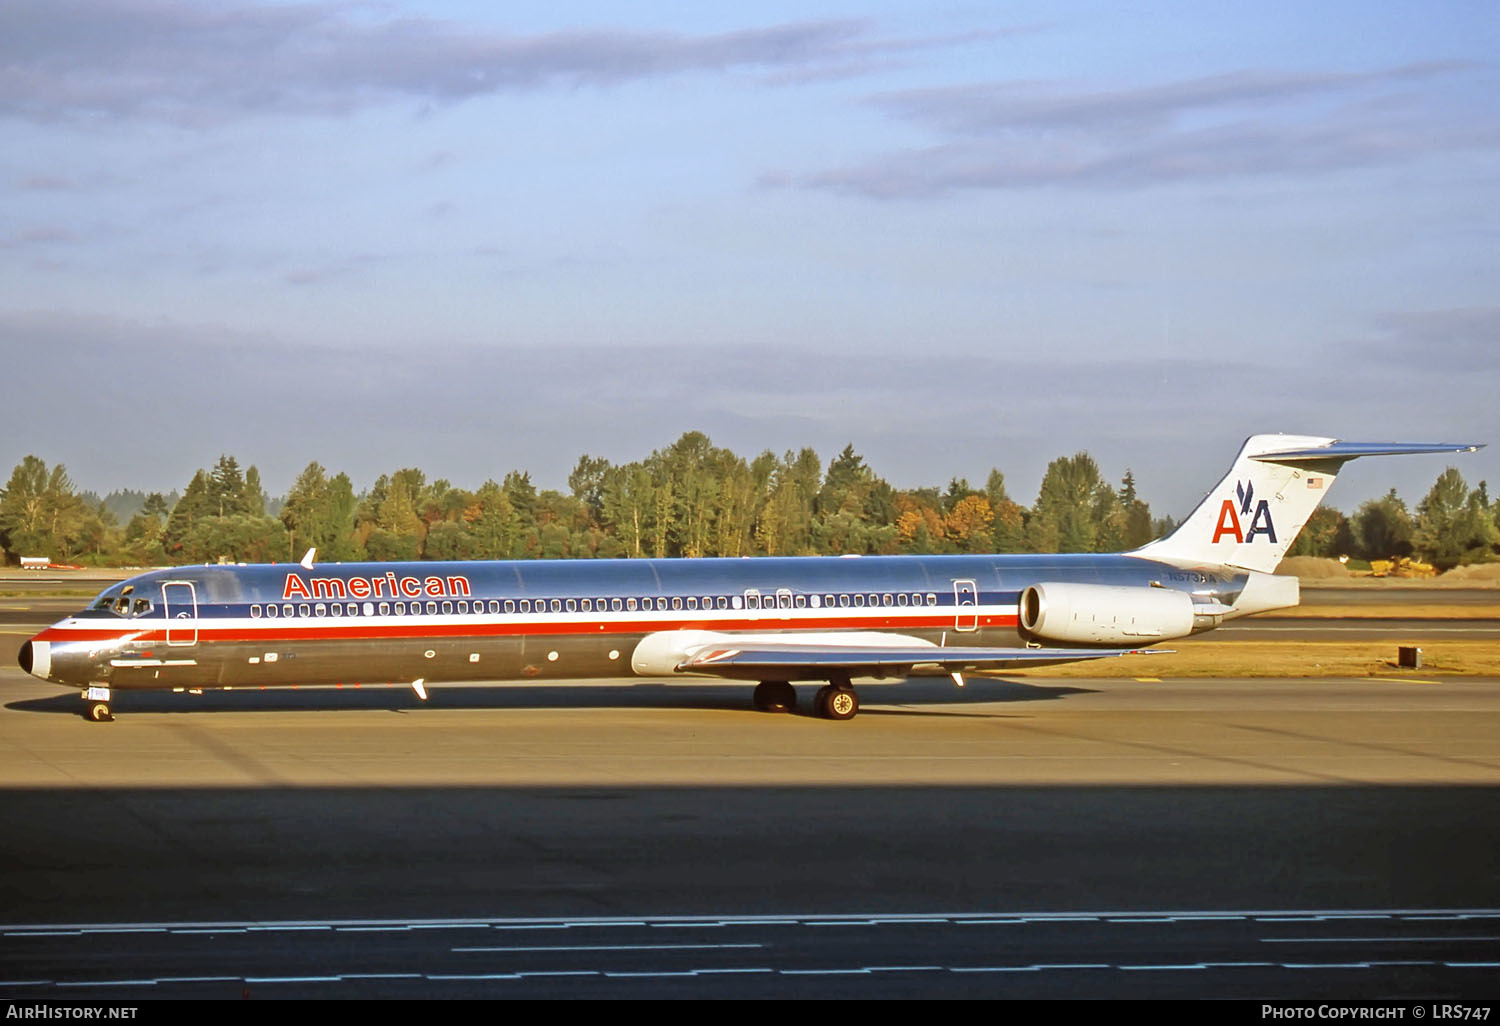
[18,435,1482,721]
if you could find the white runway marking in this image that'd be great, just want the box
[452,942,763,953]
[6,907,1500,934]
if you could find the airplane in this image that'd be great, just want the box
[16,434,1483,722]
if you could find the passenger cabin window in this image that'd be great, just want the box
[251,604,262,618]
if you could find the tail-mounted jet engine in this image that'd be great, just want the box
[1019,582,1197,645]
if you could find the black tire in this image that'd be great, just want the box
[752,680,796,713]
[87,702,113,723]
[817,686,859,721]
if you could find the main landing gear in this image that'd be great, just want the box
[753,677,860,720]
[752,680,796,713]
[813,683,859,721]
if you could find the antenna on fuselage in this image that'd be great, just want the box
[300,548,316,570]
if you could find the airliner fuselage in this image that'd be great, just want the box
[21,551,1250,697]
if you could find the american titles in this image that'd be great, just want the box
[282,572,472,601]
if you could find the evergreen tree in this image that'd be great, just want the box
[164,471,213,556]
[1353,489,1414,560]
[1413,468,1498,568]
[1031,452,1107,553]
[1120,470,1155,548]
[208,455,247,517]
[243,466,267,518]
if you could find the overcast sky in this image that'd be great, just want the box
[2,0,1496,519]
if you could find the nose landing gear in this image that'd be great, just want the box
[81,686,113,723]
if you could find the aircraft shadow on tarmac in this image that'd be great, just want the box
[5,676,1095,718]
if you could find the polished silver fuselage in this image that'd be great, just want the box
[21,553,1258,692]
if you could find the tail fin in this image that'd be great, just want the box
[1134,434,1483,573]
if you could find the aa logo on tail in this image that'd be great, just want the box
[1211,480,1277,544]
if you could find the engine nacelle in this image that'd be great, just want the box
[1019,582,1195,645]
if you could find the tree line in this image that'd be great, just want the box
[2,432,1496,570]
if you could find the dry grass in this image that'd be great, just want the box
[1276,603,1500,619]
[1010,640,1500,679]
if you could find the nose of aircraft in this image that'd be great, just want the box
[18,637,51,680]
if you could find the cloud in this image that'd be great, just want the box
[0,226,77,249]
[2,309,1494,510]
[1345,307,1500,372]
[766,63,1500,196]
[0,2,926,125]
[282,253,388,287]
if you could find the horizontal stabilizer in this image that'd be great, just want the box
[1252,441,1483,462]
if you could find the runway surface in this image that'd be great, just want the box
[3,656,1499,998]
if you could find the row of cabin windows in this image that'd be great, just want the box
[246,591,944,620]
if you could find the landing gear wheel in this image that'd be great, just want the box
[752,681,796,713]
[815,685,859,721]
[86,702,113,723]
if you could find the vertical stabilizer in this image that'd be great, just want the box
[1133,435,1483,574]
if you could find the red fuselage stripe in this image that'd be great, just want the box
[37,613,1021,646]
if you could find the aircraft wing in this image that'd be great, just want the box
[675,640,1161,680]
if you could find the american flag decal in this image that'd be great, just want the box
[1307,477,1323,489]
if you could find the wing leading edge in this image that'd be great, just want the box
[676,639,1163,680]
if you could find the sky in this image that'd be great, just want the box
[2,0,1497,520]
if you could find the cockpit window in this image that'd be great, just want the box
[87,585,153,618]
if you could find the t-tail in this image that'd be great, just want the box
[1134,434,1485,574]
